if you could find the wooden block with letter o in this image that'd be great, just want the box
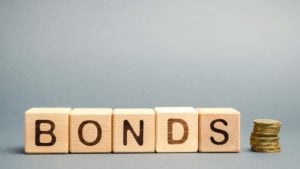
[70,108,112,153]
[24,108,71,153]
[113,109,155,152]
[155,107,198,152]
[197,108,240,152]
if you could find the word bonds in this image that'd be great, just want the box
[24,107,240,153]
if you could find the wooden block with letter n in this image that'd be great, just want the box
[197,108,240,152]
[113,109,155,152]
[155,107,198,152]
[24,108,71,153]
[70,108,112,153]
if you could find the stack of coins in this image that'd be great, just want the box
[250,119,281,153]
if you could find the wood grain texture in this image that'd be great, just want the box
[69,108,112,153]
[24,108,70,153]
[155,107,198,152]
[113,109,155,153]
[197,108,240,152]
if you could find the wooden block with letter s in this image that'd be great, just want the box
[24,108,71,153]
[197,108,240,152]
[113,109,155,152]
[69,108,112,153]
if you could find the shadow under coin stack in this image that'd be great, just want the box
[250,119,281,153]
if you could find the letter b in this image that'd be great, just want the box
[35,120,56,146]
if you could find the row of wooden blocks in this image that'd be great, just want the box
[25,107,240,153]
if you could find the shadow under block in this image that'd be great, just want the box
[155,107,198,152]
[113,109,155,152]
[197,108,240,152]
[24,108,71,153]
[70,108,112,153]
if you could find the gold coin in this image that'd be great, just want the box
[250,142,280,146]
[253,126,281,130]
[251,142,280,147]
[253,145,280,150]
[251,133,278,137]
[250,141,279,144]
[251,145,281,149]
[252,145,280,149]
[253,129,280,133]
[254,125,281,128]
[253,125,281,129]
[250,141,279,145]
[251,147,280,153]
[251,137,278,140]
[254,124,281,128]
[253,119,281,125]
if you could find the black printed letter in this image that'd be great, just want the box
[210,119,229,145]
[35,120,56,146]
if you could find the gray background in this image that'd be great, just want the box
[0,0,299,169]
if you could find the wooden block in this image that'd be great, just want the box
[24,108,70,153]
[70,108,112,153]
[113,109,155,152]
[197,108,240,152]
[155,107,198,152]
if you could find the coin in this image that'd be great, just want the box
[250,119,281,153]
[253,119,281,125]
[251,147,280,153]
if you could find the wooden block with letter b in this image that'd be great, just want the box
[197,108,240,152]
[155,107,198,152]
[113,109,155,152]
[24,108,71,153]
[70,108,112,153]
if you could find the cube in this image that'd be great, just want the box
[113,109,155,152]
[155,107,198,152]
[197,108,240,152]
[70,108,112,153]
[24,108,70,153]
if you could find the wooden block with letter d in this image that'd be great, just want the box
[70,108,112,153]
[113,109,155,152]
[197,108,240,152]
[24,108,71,153]
[155,107,198,152]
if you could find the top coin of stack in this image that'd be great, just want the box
[250,119,281,153]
